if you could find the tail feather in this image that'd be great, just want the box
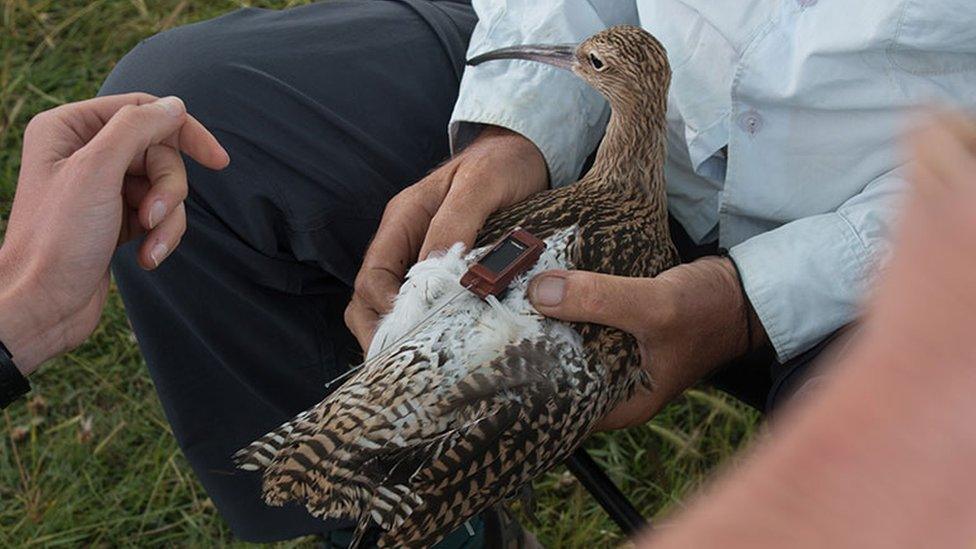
[233,409,313,471]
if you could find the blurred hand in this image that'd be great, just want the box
[528,257,767,431]
[866,109,976,355]
[345,125,547,352]
[907,109,976,199]
[0,93,229,374]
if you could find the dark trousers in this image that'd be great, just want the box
[101,1,477,541]
[100,1,834,542]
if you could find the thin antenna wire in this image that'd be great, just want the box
[325,283,476,390]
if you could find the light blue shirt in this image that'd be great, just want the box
[450,0,976,360]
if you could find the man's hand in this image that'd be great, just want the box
[0,93,229,375]
[346,126,548,352]
[528,257,767,430]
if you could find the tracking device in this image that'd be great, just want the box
[328,228,547,389]
[461,228,546,300]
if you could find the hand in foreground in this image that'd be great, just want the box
[0,93,229,375]
[867,109,976,360]
[528,257,767,431]
[345,126,548,352]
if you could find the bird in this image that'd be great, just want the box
[234,25,678,547]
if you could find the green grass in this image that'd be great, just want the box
[0,1,760,547]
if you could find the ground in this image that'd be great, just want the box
[0,1,759,547]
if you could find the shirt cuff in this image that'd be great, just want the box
[729,212,877,362]
[449,59,609,188]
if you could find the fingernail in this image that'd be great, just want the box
[531,275,566,307]
[148,200,167,229]
[157,96,184,117]
[150,242,169,268]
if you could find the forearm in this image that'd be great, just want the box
[644,333,976,548]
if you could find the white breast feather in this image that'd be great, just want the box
[367,226,582,370]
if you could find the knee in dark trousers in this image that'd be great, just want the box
[100,2,476,541]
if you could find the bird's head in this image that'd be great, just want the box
[467,25,670,115]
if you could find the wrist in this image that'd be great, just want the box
[716,256,768,356]
[471,125,549,191]
[712,256,768,358]
[0,248,68,375]
[658,257,766,368]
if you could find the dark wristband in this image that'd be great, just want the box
[718,249,755,352]
[0,339,30,409]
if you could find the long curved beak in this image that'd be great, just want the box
[467,44,577,70]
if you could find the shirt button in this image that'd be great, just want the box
[797,0,817,6]
[737,109,764,136]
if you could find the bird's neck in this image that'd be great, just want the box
[582,97,669,224]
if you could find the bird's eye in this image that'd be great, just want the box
[588,52,606,71]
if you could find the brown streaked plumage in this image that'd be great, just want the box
[235,25,677,547]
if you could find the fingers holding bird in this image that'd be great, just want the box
[346,125,547,353]
[528,258,764,431]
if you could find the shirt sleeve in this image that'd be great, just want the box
[449,0,639,187]
[729,166,907,361]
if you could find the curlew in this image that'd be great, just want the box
[234,25,677,547]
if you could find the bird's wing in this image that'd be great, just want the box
[377,336,595,547]
[236,329,591,547]
[258,336,450,509]
[233,318,510,511]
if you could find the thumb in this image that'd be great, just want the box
[77,96,188,181]
[528,270,647,334]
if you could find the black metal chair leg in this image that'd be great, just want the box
[565,448,649,536]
